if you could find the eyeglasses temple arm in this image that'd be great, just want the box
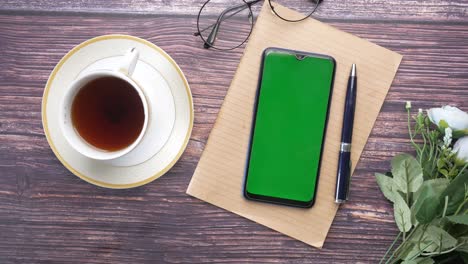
[194,0,261,39]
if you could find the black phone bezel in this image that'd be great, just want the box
[243,47,337,208]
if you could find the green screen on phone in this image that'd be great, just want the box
[244,48,335,208]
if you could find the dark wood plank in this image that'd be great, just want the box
[0,11,467,264]
[1,0,467,22]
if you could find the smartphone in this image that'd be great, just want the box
[243,47,336,208]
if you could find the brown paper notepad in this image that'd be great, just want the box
[187,2,402,248]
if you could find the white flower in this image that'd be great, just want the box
[427,106,468,131]
[453,136,468,164]
[443,127,452,148]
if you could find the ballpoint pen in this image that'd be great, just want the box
[335,64,357,203]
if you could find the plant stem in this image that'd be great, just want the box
[379,232,402,264]
[430,131,440,179]
[406,191,410,211]
[385,226,419,264]
[426,126,434,162]
[419,128,427,165]
[447,164,458,179]
[455,197,468,215]
[442,196,448,218]
[417,225,425,251]
[456,164,468,179]
[420,243,466,257]
[407,109,422,155]
[385,240,404,264]
[431,148,439,179]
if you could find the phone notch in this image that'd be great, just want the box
[295,54,307,61]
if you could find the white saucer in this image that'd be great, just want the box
[42,35,193,188]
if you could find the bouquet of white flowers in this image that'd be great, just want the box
[376,103,468,264]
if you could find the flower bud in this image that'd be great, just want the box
[405,101,412,110]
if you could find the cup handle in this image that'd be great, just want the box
[117,48,139,77]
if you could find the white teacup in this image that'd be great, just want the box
[60,48,149,161]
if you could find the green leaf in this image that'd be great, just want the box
[416,258,435,264]
[409,226,438,253]
[453,129,468,139]
[457,237,468,254]
[411,179,449,224]
[392,154,424,194]
[408,225,457,253]
[426,225,457,251]
[412,258,434,264]
[415,198,440,224]
[401,257,435,264]
[447,215,468,225]
[375,173,396,202]
[414,179,450,203]
[401,260,417,264]
[439,172,468,215]
[400,242,422,261]
[440,169,449,177]
[450,224,468,239]
[437,159,445,170]
[459,247,468,255]
[394,192,412,232]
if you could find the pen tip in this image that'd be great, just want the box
[351,64,356,77]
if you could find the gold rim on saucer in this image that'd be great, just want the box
[41,35,194,189]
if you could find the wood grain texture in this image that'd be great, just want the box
[1,0,467,21]
[0,1,467,263]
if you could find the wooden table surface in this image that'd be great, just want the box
[0,0,467,263]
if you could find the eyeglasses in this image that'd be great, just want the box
[194,0,323,51]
